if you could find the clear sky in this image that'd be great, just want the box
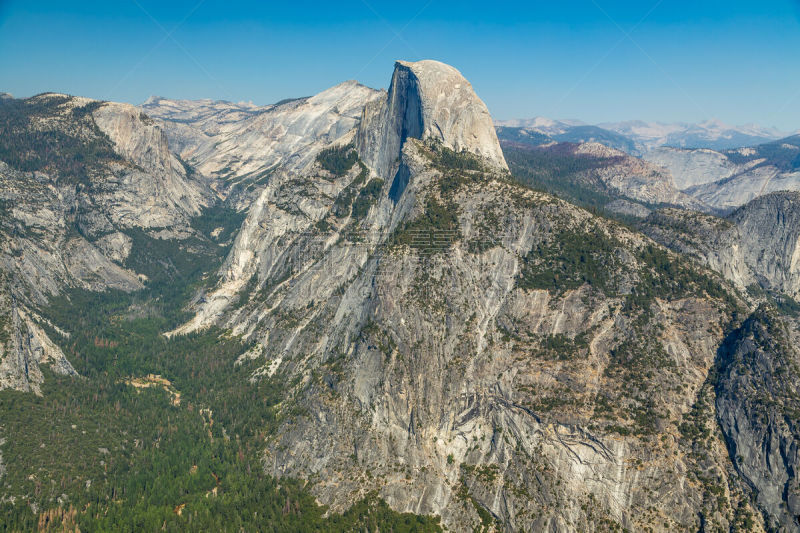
[1,0,799,130]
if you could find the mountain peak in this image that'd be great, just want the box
[357,59,507,177]
[392,59,507,169]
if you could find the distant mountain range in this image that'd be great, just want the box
[495,117,795,153]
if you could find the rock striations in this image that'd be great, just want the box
[357,60,507,180]
[1,60,798,531]
[171,60,772,531]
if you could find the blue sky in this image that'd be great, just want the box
[1,0,799,130]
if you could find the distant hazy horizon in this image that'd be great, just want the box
[2,0,799,130]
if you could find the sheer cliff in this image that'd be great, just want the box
[643,191,800,300]
[0,61,798,532]
[171,60,772,531]
[716,307,800,532]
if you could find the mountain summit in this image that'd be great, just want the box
[2,60,798,532]
[357,60,507,178]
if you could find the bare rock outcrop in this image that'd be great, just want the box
[357,60,507,180]
[716,307,800,531]
[643,192,800,299]
[142,82,383,208]
[0,295,76,394]
[644,137,800,212]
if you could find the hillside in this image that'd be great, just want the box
[0,60,797,532]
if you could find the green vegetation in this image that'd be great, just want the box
[392,197,461,252]
[190,205,247,244]
[495,126,552,147]
[517,224,738,313]
[351,178,384,221]
[502,142,661,226]
[746,283,800,317]
[316,144,358,177]
[425,140,485,172]
[724,135,800,171]
[0,205,441,531]
[455,472,496,533]
[537,333,590,361]
[517,226,623,295]
[0,349,440,531]
[0,94,122,185]
[502,143,619,211]
[623,244,739,312]
[515,221,739,436]
[332,161,369,218]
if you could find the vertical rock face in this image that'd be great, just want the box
[728,192,800,298]
[357,60,508,180]
[642,192,800,299]
[176,59,510,336]
[0,294,76,394]
[716,308,800,531]
[172,61,770,531]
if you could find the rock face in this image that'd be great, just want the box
[716,308,800,532]
[501,140,706,211]
[642,192,800,299]
[142,81,383,206]
[171,60,775,531]
[0,93,214,391]
[258,143,744,531]
[643,137,800,212]
[357,60,507,179]
[641,208,752,288]
[3,60,799,531]
[176,59,509,336]
[644,146,740,189]
[91,102,209,228]
[728,192,800,297]
[572,142,704,208]
[0,295,77,394]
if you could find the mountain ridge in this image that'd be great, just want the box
[1,59,798,531]
[495,116,791,153]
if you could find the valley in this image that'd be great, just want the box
[0,59,799,532]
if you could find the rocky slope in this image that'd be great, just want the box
[716,307,800,532]
[644,137,800,212]
[169,60,780,531]
[0,93,214,392]
[642,191,800,300]
[142,81,383,206]
[1,60,798,531]
[500,140,706,215]
[644,146,741,189]
[260,144,752,531]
